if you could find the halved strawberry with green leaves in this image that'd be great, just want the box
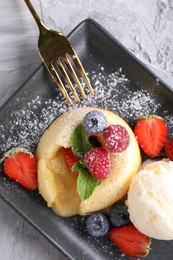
[1,148,37,190]
[134,115,168,158]
[109,225,151,258]
[63,147,79,176]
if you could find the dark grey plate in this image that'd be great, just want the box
[0,19,173,260]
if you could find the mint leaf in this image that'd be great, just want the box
[77,168,100,200]
[72,161,84,172]
[71,124,92,160]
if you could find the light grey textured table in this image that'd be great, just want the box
[1,0,173,259]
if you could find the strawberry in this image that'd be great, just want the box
[164,137,173,160]
[109,225,151,258]
[63,147,79,176]
[1,148,37,190]
[84,147,110,180]
[134,115,168,158]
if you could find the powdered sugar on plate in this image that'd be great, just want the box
[0,65,167,153]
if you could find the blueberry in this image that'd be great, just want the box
[84,110,107,134]
[109,202,131,227]
[85,213,110,237]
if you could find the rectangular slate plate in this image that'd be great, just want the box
[1,19,173,260]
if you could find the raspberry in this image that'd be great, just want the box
[103,124,130,153]
[84,147,110,180]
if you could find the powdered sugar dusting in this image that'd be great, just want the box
[0,65,164,153]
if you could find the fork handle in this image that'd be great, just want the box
[24,0,46,30]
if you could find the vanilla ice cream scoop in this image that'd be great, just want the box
[127,159,173,240]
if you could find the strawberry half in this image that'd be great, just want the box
[109,225,151,258]
[1,148,37,190]
[164,137,173,160]
[134,115,168,158]
[63,147,79,176]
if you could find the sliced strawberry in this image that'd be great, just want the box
[164,137,173,160]
[63,147,79,176]
[2,148,37,190]
[134,115,168,158]
[109,225,151,258]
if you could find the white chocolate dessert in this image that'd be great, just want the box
[36,107,141,217]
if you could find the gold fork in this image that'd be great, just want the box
[24,0,94,105]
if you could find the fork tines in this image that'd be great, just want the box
[50,49,94,105]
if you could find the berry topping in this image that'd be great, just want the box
[1,147,37,190]
[84,147,110,180]
[70,124,101,200]
[164,137,173,161]
[103,124,130,153]
[86,213,110,237]
[63,147,79,176]
[134,115,168,158]
[109,225,151,258]
[84,110,107,134]
[109,202,131,227]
